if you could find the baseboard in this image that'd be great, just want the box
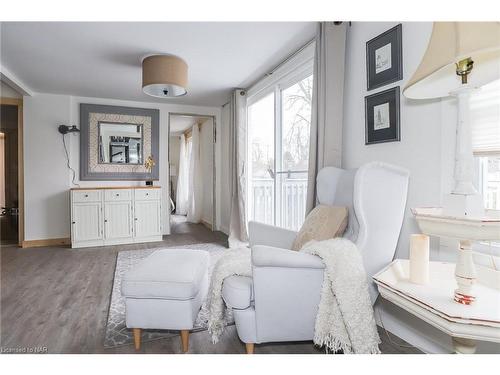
[201,219,212,230]
[22,237,71,248]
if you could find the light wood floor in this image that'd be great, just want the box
[0,221,421,354]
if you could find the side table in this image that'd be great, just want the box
[373,259,500,353]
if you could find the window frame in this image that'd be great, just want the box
[246,47,314,229]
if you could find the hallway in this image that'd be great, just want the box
[169,213,224,242]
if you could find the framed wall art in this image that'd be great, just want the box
[80,103,160,181]
[366,24,403,90]
[365,86,400,145]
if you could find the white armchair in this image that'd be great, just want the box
[222,162,410,353]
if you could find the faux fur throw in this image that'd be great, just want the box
[196,247,251,342]
[199,238,380,354]
[301,238,381,354]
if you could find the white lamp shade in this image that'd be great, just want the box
[404,22,500,99]
[142,54,188,98]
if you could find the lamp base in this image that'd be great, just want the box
[443,193,484,217]
[454,240,477,305]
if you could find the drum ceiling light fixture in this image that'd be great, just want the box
[142,54,188,98]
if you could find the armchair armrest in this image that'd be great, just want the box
[250,245,325,342]
[248,221,298,249]
[252,245,325,269]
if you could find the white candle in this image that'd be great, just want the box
[409,234,430,285]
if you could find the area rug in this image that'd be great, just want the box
[104,242,228,348]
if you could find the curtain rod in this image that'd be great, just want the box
[237,37,316,100]
[220,38,315,108]
[265,37,315,77]
[220,22,350,108]
[261,21,350,79]
[222,37,316,107]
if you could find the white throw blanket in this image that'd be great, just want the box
[198,238,380,354]
[196,248,252,340]
[301,238,381,354]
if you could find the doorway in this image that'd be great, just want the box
[168,113,216,234]
[0,98,24,246]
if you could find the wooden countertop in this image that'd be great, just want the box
[70,186,161,191]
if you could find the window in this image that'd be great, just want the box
[247,59,313,231]
[470,78,500,211]
[248,93,275,226]
[280,76,313,230]
[477,156,500,210]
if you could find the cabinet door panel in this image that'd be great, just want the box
[135,201,161,237]
[105,201,133,239]
[72,202,102,242]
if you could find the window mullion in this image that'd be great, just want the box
[274,85,282,227]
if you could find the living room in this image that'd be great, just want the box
[1,1,499,374]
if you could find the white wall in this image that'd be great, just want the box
[200,118,214,225]
[344,22,442,260]
[219,104,231,234]
[23,94,72,240]
[343,22,499,354]
[23,92,221,240]
[1,81,22,98]
[343,20,448,354]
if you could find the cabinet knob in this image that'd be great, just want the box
[134,218,138,221]
[72,221,75,224]
[104,219,108,223]
[84,194,88,198]
[116,193,119,197]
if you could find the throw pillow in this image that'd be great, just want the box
[291,205,348,251]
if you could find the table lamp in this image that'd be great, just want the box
[406,22,500,305]
[404,22,500,217]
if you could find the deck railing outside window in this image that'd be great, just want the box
[251,177,307,231]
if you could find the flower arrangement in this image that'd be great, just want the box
[145,155,155,173]
[144,156,155,186]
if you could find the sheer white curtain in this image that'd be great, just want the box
[306,22,347,213]
[187,124,204,223]
[176,134,189,215]
[228,89,249,247]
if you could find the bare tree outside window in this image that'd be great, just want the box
[282,76,313,172]
[248,74,313,230]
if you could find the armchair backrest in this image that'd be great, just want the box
[316,162,409,303]
[317,167,358,242]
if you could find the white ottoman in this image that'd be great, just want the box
[121,249,209,352]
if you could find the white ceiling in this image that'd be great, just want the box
[169,114,211,134]
[0,22,316,106]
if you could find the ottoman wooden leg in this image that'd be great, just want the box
[133,328,141,350]
[245,343,254,354]
[180,330,190,353]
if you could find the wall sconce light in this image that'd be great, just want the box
[58,125,80,134]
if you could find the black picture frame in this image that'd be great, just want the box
[366,24,403,91]
[365,86,400,145]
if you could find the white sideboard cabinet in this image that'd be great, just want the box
[70,186,162,248]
